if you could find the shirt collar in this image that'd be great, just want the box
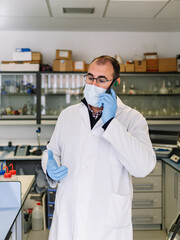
[81,98,102,119]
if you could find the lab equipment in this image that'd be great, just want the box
[9,163,16,175]
[0,161,5,175]
[3,166,11,178]
[32,127,42,156]
[169,133,180,163]
[98,89,117,124]
[167,212,180,240]
[32,202,43,231]
[14,145,30,156]
[47,150,68,181]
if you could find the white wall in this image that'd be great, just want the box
[0,124,55,146]
[1,31,180,65]
[0,31,180,146]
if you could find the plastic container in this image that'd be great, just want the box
[177,54,180,72]
[9,163,16,175]
[0,161,5,175]
[32,202,43,231]
[3,166,11,178]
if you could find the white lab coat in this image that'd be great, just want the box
[42,97,156,240]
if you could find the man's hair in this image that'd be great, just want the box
[91,55,120,79]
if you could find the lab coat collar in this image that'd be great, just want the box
[78,96,126,131]
[79,102,91,130]
[79,102,104,133]
[117,96,126,109]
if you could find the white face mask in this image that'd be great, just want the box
[83,83,107,108]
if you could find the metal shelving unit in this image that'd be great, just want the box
[0,71,180,125]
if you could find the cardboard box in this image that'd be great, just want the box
[32,52,42,62]
[125,64,135,72]
[0,63,39,71]
[13,52,32,61]
[56,50,72,60]
[120,64,125,72]
[144,52,158,72]
[74,61,86,72]
[144,52,158,59]
[53,59,73,71]
[146,59,158,72]
[158,58,177,72]
[134,60,146,72]
[85,64,90,72]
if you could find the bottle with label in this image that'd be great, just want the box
[159,79,168,94]
[129,84,136,94]
[32,202,43,231]
[177,54,180,72]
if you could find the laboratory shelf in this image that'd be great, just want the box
[0,71,180,124]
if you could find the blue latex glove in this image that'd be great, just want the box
[98,89,117,124]
[47,150,68,181]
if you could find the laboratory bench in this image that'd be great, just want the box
[0,175,35,240]
[0,145,46,175]
[0,145,180,233]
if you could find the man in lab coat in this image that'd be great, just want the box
[41,55,156,240]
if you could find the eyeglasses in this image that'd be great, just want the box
[84,74,115,87]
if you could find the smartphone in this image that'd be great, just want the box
[106,79,117,94]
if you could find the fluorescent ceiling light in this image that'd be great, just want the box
[63,8,94,14]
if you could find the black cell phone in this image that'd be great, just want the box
[106,79,117,94]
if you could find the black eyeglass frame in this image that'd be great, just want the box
[84,73,117,84]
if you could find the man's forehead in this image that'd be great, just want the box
[89,61,114,73]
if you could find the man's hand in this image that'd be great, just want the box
[98,89,117,124]
[47,150,68,181]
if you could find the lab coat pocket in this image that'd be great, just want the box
[107,193,131,228]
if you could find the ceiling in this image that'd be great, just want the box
[0,0,180,32]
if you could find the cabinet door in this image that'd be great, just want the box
[40,73,84,120]
[133,192,162,208]
[133,176,162,192]
[165,164,180,231]
[150,160,162,176]
[132,208,162,225]
[118,73,180,121]
[0,73,37,121]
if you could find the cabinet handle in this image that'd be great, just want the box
[132,215,154,223]
[174,173,178,199]
[133,183,154,190]
[133,200,154,207]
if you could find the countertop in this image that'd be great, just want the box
[0,146,179,172]
[162,157,180,172]
[0,175,35,240]
[0,146,45,161]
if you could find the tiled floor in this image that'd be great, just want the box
[25,229,49,240]
[134,230,167,239]
[25,229,167,240]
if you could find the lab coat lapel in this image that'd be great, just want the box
[79,103,91,130]
[78,97,126,135]
[79,103,104,135]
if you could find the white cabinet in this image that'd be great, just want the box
[0,73,37,121]
[0,175,35,240]
[164,164,180,231]
[132,160,162,230]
